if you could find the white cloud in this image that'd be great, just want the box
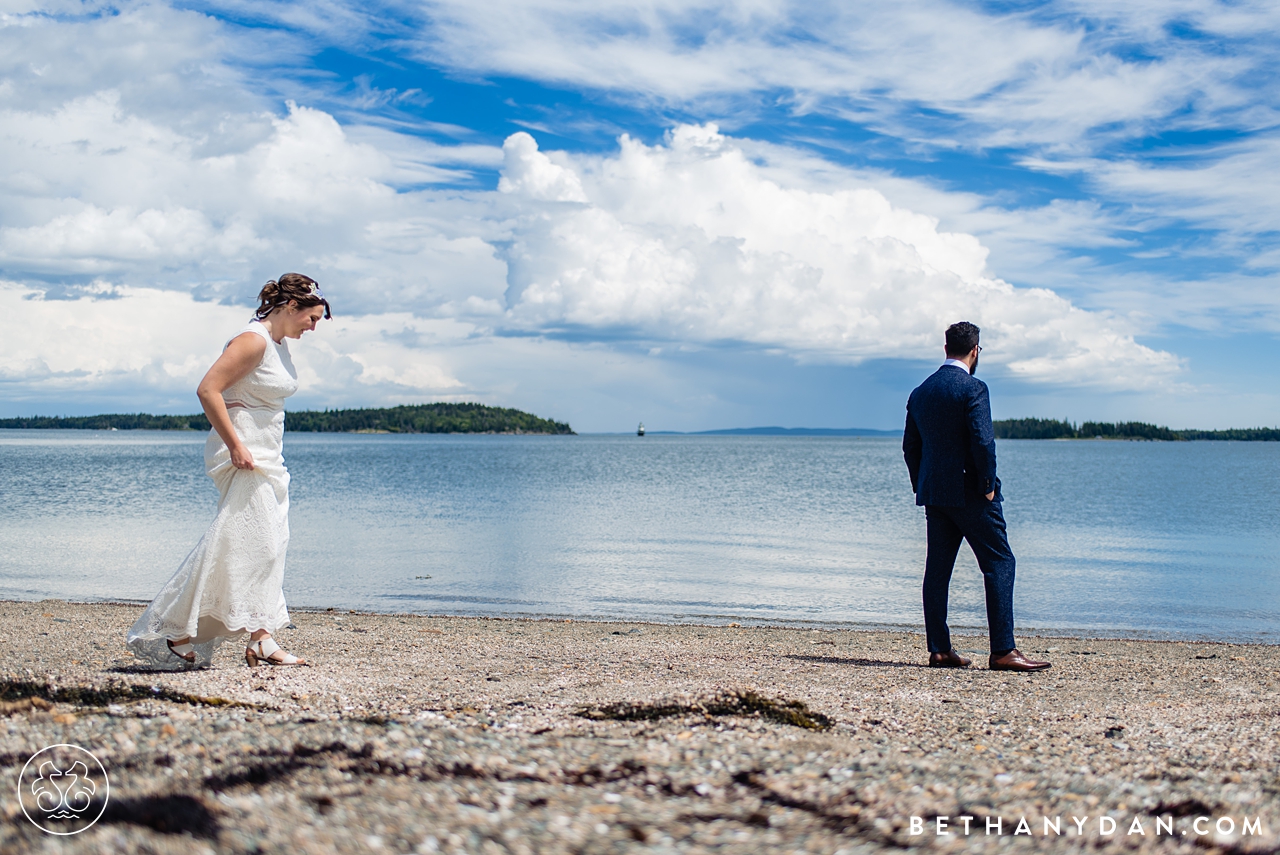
[0,0,1194,419]
[1080,133,1280,240]
[0,280,468,403]
[496,126,1180,387]
[0,40,507,302]
[404,0,1278,153]
[0,205,224,272]
[168,0,1279,157]
[497,132,588,202]
[712,135,1280,338]
[0,281,248,396]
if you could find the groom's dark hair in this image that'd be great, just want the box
[944,321,981,356]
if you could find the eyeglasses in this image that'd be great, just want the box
[975,345,983,354]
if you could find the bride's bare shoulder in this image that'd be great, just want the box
[217,330,268,368]
[227,329,269,353]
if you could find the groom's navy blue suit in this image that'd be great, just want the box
[903,364,1016,654]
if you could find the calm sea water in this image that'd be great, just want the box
[1,430,1278,642]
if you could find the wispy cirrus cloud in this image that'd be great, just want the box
[171,0,1280,153]
[399,0,1279,152]
[1070,134,1280,240]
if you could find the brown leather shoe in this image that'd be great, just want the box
[928,650,972,668]
[989,649,1051,672]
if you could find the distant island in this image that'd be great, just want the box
[993,418,1280,442]
[0,403,575,435]
[646,420,1280,441]
[646,421,1280,440]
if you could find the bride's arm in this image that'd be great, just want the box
[197,332,268,470]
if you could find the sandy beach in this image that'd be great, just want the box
[1,600,1277,854]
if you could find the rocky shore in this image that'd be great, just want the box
[1,600,1277,854]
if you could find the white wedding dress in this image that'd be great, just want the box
[127,320,299,669]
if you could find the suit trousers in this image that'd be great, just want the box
[923,498,1016,655]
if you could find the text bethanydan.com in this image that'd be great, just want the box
[910,814,1265,838]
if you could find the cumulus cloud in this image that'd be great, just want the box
[496,126,1180,386]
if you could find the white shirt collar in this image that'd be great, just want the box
[942,358,970,372]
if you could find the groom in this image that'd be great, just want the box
[902,322,1050,672]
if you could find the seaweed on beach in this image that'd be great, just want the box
[578,690,833,731]
[0,679,258,709]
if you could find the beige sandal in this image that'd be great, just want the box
[167,639,196,664]
[245,637,307,667]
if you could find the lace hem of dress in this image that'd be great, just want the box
[126,606,291,671]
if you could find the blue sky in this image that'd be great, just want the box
[2,0,1279,431]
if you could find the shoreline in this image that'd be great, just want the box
[9,596,1280,647]
[1,599,1277,853]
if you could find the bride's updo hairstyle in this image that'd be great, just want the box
[255,272,332,321]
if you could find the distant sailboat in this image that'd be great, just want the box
[637,422,645,436]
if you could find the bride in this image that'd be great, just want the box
[127,274,331,669]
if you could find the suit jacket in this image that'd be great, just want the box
[903,365,1001,507]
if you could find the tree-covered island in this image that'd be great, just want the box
[0,403,575,435]
[993,418,1280,441]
